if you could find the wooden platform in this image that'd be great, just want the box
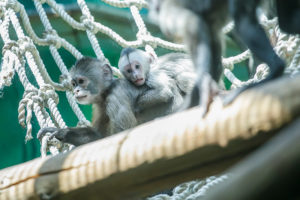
[0,74,300,200]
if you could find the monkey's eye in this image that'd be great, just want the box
[135,64,140,69]
[71,81,76,87]
[127,69,132,74]
[78,78,85,84]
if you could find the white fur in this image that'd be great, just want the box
[118,50,151,71]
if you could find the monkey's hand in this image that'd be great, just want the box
[37,127,103,146]
[37,127,68,143]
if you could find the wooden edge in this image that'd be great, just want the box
[204,117,300,200]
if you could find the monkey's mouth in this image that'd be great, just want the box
[135,78,144,85]
[75,95,87,100]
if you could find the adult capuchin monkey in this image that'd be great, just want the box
[38,57,140,146]
[118,48,196,123]
[148,0,287,116]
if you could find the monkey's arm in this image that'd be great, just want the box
[37,127,103,146]
[136,73,174,112]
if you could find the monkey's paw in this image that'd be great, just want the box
[198,76,220,117]
[181,75,219,117]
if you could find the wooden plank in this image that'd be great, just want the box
[0,75,300,200]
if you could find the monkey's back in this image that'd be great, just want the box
[156,53,196,95]
[93,79,138,135]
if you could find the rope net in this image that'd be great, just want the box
[0,0,299,198]
[147,175,229,200]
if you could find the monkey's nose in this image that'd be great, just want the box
[133,74,139,79]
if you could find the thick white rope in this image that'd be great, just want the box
[101,0,148,9]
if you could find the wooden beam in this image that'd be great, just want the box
[0,75,300,200]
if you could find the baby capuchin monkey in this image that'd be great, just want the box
[148,0,287,116]
[118,48,196,122]
[38,57,139,146]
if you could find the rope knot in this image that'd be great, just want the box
[80,15,97,34]
[23,88,44,106]
[43,29,61,49]
[17,36,36,55]
[285,37,298,55]
[137,31,156,47]
[18,88,42,141]
[2,38,32,64]
[39,84,59,105]
[255,64,269,81]
[2,0,21,13]
[2,40,19,56]
[59,73,73,91]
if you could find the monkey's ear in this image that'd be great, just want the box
[147,52,156,64]
[102,64,113,81]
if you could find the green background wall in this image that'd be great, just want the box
[0,1,248,169]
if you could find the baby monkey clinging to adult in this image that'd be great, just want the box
[38,53,195,146]
[118,48,196,120]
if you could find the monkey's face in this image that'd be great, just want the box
[70,57,113,104]
[122,61,146,86]
[71,75,98,104]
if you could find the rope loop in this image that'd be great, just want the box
[23,88,44,106]
[59,73,73,91]
[2,40,19,56]
[17,36,36,55]
[137,30,157,47]
[43,29,62,49]
[1,0,21,13]
[80,15,98,34]
[18,88,42,129]
[39,84,59,105]
[2,37,34,65]
[254,64,269,81]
